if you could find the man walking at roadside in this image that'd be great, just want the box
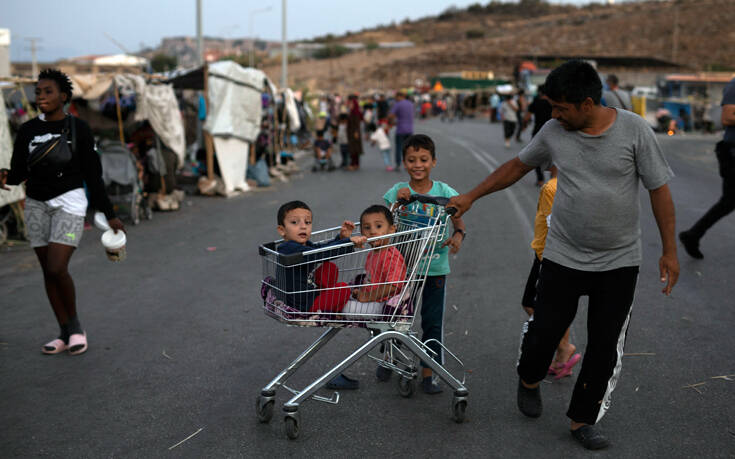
[447,60,679,450]
[679,76,735,258]
[602,74,632,111]
[388,91,414,171]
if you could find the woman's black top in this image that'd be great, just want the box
[6,116,116,219]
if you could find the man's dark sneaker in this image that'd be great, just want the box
[571,425,610,450]
[326,373,359,390]
[517,379,542,418]
[679,231,704,259]
[421,376,443,394]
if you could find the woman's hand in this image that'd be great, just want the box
[108,217,126,234]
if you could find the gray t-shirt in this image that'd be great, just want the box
[603,89,632,111]
[722,78,735,142]
[519,109,674,271]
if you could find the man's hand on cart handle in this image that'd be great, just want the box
[340,220,356,239]
[446,194,473,218]
[350,235,367,248]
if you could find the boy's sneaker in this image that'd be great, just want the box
[517,379,542,418]
[421,376,443,394]
[571,425,610,450]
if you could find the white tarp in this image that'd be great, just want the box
[204,61,266,142]
[69,74,115,101]
[0,90,25,207]
[283,88,301,131]
[114,74,186,166]
[213,137,251,194]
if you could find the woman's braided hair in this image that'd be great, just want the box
[38,68,73,103]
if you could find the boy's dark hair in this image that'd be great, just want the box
[277,200,311,226]
[543,60,602,106]
[402,134,436,158]
[38,68,73,103]
[360,204,394,226]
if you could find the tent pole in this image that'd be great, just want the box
[204,130,215,181]
[113,81,125,144]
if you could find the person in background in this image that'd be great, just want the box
[679,76,735,258]
[388,91,414,171]
[525,84,553,185]
[602,74,632,111]
[500,95,518,148]
[346,95,363,171]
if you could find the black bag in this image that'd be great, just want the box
[715,140,735,178]
[27,115,76,176]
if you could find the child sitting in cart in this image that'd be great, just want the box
[275,200,366,313]
[341,205,407,320]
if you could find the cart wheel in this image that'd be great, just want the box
[255,396,274,423]
[285,415,300,440]
[397,375,415,398]
[452,399,467,423]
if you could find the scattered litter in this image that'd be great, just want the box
[682,382,706,394]
[452,304,458,311]
[464,330,469,336]
[162,350,173,360]
[0,342,8,345]
[624,352,656,356]
[466,369,473,373]
[711,374,735,381]
[635,386,639,392]
[681,316,692,322]
[695,271,702,277]
[206,247,217,252]
[168,427,203,450]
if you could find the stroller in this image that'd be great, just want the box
[98,139,151,225]
[257,194,468,439]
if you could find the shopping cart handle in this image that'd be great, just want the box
[397,194,457,216]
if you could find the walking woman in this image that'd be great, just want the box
[0,69,124,355]
[346,95,363,171]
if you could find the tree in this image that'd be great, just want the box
[150,53,177,72]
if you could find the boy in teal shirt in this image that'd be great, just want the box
[382,134,466,393]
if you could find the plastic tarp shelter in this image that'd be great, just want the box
[0,90,25,207]
[204,61,273,194]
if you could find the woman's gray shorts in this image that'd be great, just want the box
[24,197,84,248]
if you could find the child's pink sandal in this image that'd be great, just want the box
[41,338,68,355]
[68,332,88,355]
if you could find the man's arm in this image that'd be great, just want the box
[447,157,534,217]
[721,104,735,126]
[649,183,679,295]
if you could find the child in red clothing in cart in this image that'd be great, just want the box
[342,205,407,319]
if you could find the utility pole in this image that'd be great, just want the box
[281,0,287,89]
[672,3,679,63]
[24,37,41,77]
[197,0,203,65]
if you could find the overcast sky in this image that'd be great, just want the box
[5,0,600,62]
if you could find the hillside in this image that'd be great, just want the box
[260,0,735,92]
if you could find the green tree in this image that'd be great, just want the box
[150,53,177,72]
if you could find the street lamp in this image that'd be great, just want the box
[249,6,272,68]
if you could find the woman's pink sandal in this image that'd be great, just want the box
[553,353,582,380]
[41,338,68,355]
[68,332,88,355]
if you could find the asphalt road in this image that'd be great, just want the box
[1,118,733,458]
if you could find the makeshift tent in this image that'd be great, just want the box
[114,74,186,166]
[204,61,274,194]
[0,89,25,207]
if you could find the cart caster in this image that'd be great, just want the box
[451,391,468,423]
[397,375,416,398]
[284,409,301,440]
[256,394,275,423]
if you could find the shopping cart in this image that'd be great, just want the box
[256,194,468,439]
